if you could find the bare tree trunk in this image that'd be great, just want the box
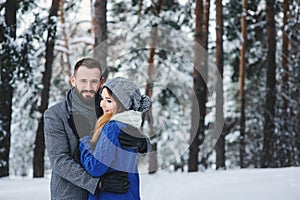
[215,0,225,170]
[188,0,208,172]
[290,2,300,165]
[94,0,107,78]
[279,0,298,167]
[200,0,210,169]
[279,0,290,163]
[203,0,210,50]
[142,0,163,174]
[59,0,71,78]
[262,0,277,168]
[94,0,107,45]
[90,0,95,35]
[144,28,158,173]
[33,0,60,178]
[239,0,247,169]
[281,0,289,74]
[0,0,17,177]
[137,0,143,23]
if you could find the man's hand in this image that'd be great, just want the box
[99,171,130,193]
[118,126,150,153]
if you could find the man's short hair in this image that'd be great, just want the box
[73,58,102,76]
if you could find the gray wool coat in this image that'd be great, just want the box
[44,89,100,200]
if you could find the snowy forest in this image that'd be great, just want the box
[0,0,299,179]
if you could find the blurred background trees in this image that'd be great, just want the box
[0,0,299,178]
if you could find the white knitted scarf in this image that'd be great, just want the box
[110,110,142,128]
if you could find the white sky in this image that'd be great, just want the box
[1,167,300,200]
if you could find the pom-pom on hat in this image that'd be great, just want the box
[103,77,151,113]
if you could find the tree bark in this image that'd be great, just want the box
[278,0,291,166]
[277,0,299,167]
[94,0,107,78]
[215,0,225,170]
[0,0,17,177]
[59,0,71,78]
[94,0,107,45]
[203,0,210,50]
[33,0,60,177]
[290,1,300,166]
[239,0,247,168]
[262,0,277,168]
[188,0,208,172]
[144,27,158,174]
[137,0,143,23]
[142,0,163,174]
[143,28,158,173]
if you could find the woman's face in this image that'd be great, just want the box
[100,88,117,115]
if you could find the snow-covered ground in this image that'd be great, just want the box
[0,167,300,200]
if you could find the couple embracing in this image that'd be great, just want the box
[44,58,151,200]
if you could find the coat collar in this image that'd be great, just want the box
[66,87,103,117]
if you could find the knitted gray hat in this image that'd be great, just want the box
[103,77,151,112]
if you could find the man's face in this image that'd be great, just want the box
[70,66,102,103]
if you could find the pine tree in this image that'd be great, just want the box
[0,0,17,177]
[262,0,277,168]
[33,0,60,177]
[238,0,247,169]
[0,0,34,177]
[215,0,225,170]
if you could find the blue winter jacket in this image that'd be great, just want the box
[80,120,140,200]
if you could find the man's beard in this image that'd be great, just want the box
[75,88,96,105]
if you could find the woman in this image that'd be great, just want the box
[80,77,151,200]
